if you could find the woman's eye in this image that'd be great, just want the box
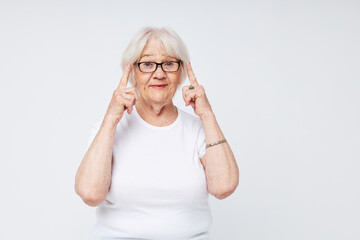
[143,62,155,67]
[165,62,173,66]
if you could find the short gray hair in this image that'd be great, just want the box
[120,26,190,88]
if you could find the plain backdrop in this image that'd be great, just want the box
[0,0,359,239]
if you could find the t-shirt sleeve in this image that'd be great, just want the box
[196,119,206,159]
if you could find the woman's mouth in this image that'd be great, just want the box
[150,84,168,89]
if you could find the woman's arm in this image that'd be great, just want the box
[200,112,239,200]
[182,62,239,200]
[74,116,117,207]
[75,64,137,207]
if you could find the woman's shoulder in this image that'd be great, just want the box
[177,107,203,128]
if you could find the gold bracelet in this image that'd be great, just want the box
[206,139,227,148]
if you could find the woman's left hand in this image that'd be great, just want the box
[182,62,213,118]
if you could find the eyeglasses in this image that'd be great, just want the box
[135,61,181,73]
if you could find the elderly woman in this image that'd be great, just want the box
[75,26,239,240]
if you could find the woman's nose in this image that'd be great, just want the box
[153,65,166,79]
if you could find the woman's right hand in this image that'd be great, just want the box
[105,63,139,125]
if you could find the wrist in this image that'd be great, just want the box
[103,113,122,130]
[199,110,215,121]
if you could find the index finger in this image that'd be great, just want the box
[117,63,131,89]
[186,62,199,86]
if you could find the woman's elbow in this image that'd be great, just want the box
[213,186,237,200]
[211,178,239,200]
[75,186,105,207]
[82,195,104,207]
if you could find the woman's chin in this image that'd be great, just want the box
[146,93,168,102]
[148,96,171,105]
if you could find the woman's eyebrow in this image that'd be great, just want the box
[142,53,167,57]
[140,55,177,61]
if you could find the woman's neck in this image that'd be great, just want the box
[135,98,178,127]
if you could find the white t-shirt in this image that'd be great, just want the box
[87,105,212,240]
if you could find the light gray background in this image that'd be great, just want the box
[0,0,359,239]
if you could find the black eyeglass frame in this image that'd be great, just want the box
[135,61,182,73]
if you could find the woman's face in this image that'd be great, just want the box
[133,38,181,106]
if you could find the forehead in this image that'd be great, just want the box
[141,53,172,58]
[140,38,173,58]
[140,53,177,62]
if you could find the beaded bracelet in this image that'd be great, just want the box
[206,139,227,148]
